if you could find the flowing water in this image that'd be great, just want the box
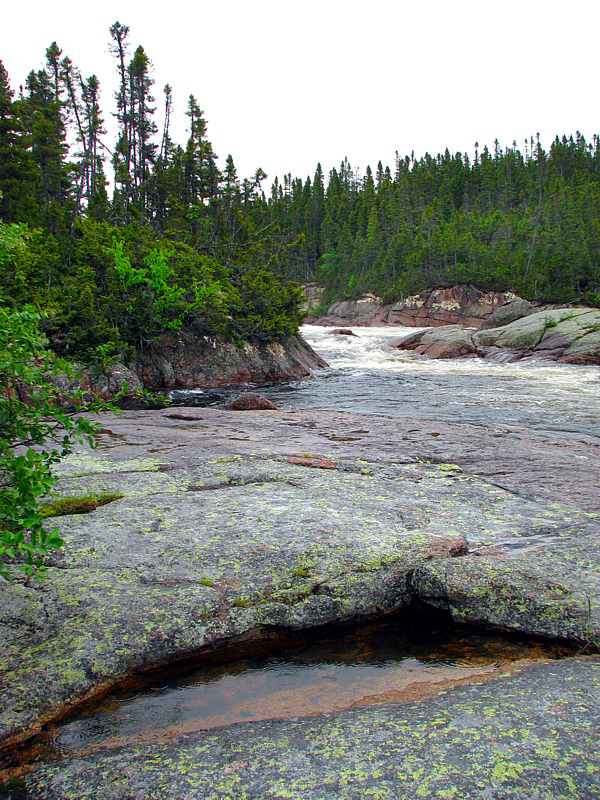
[170,325,600,438]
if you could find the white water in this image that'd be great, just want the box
[170,325,600,437]
[296,325,600,436]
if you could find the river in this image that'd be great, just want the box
[170,325,600,439]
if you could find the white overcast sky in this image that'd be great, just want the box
[1,0,598,185]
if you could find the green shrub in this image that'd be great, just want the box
[0,226,122,580]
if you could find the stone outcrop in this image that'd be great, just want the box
[54,334,327,404]
[310,285,520,328]
[391,307,600,365]
[385,285,517,328]
[135,332,327,389]
[319,293,388,326]
[1,408,599,763]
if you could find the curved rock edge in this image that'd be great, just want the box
[1,413,598,760]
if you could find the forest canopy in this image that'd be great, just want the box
[0,24,305,363]
[1,22,599,369]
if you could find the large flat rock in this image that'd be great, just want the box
[16,657,600,799]
[1,409,599,759]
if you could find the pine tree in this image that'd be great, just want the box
[0,61,36,223]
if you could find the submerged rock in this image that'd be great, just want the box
[19,658,600,799]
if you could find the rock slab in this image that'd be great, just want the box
[391,306,600,365]
[16,658,600,799]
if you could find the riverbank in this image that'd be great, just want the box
[389,306,600,365]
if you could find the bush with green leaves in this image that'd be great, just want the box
[0,301,117,580]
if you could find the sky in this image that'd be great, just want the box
[1,0,598,186]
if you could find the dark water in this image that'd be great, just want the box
[12,613,570,768]
[170,326,600,438]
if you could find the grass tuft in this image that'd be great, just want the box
[40,492,124,518]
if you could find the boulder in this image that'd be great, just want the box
[474,307,600,363]
[391,325,477,359]
[479,297,537,330]
[225,393,278,410]
[387,307,600,364]
[561,328,600,364]
[136,333,327,389]
[328,328,356,336]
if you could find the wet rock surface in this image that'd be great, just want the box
[16,658,600,799]
[391,306,600,365]
[224,393,278,410]
[1,408,599,797]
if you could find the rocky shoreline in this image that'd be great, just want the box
[55,333,328,403]
[390,306,600,365]
[305,285,524,328]
[1,407,599,797]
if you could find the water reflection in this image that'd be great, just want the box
[40,615,569,759]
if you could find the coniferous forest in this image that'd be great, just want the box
[1,22,599,366]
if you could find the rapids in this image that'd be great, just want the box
[169,325,600,438]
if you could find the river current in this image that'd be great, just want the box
[171,324,600,439]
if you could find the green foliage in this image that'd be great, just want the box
[0,303,108,578]
[266,135,600,305]
[0,224,123,579]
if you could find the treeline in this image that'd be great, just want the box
[2,23,599,367]
[0,24,304,364]
[266,137,600,309]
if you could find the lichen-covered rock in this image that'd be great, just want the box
[17,658,600,799]
[562,328,600,364]
[1,421,599,756]
[474,307,598,355]
[479,297,537,330]
[389,307,600,365]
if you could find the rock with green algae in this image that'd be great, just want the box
[1,443,599,757]
[13,657,600,799]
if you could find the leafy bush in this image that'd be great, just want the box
[0,301,121,579]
